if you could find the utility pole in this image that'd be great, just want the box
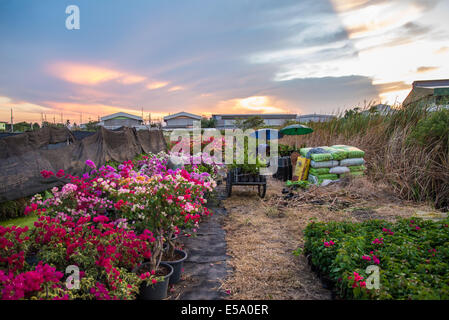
[141,106,144,124]
[10,108,13,132]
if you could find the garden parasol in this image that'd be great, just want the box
[249,129,283,158]
[250,128,284,140]
[279,124,313,149]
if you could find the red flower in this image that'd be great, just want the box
[56,169,65,178]
[40,170,54,178]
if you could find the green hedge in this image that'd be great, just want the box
[304,218,449,299]
[0,198,28,221]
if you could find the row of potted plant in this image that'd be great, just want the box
[303,218,449,299]
[0,151,222,300]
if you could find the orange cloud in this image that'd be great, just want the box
[330,0,422,40]
[416,66,439,73]
[0,96,51,123]
[146,81,169,90]
[330,0,371,12]
[45,101,132,117]
[48,62,147,86]
[215,96,289,114]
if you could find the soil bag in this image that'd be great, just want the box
[329,166,350,174]
[339,158,365,166]
[310,160,339,168]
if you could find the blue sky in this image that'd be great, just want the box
[1,0,448,123]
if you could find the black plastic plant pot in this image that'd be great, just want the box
[25,253,39,266]
[161,249,188,285]
[134,262,173,300]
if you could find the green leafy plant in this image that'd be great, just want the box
[303,217,449,299]
[408,109,449,152]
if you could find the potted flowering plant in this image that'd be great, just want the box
[30,214,157,300]
[115,167,214,284]
[14,152,218,300]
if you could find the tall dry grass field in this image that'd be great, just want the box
[280,103,449,209]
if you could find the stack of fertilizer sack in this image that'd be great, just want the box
[299,145,366,186]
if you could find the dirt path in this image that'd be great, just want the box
[220,177,432,300]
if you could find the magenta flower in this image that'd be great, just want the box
[324,240,335,248]
[362,255,371,261]
[85,159,96,169]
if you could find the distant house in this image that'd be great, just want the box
[163,112,202,129]
[403,79,449,111]
[296,114,335,123]
[212,114,297,129]
[0,122,6,131]
[99,112,147,130]
[361,104,392,116]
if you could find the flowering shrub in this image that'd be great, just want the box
[0,262,67,300]
[169,151,225,180]
[112,166,215,268]
[304,218,449,299]
[1,152,217,299]
[168,135,226,158]
[32,214,157,299]
[0,214,158,300]
[0,225,30,273]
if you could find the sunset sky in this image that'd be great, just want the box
[1,0,449,124]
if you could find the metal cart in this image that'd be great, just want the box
[226,168,267,198]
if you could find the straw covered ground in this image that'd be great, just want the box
[220,176,435,300]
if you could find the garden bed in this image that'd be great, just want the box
[304,217,449,299]
[0,151,222,300]
[221,176,437,299]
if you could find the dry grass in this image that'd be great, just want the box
[221,177,434,300]
[279,106,449,209]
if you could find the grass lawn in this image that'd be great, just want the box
[0,214,38,229]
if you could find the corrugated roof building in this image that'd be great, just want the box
[403,79,449,111]
[99,112,147,130]
[296,113,336,123]
[163,111,202,129]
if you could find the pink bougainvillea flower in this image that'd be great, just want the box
[323,240,335,248]
[40,170,54,178]
[372,238,384,245]
[362,255,371,261]
[56,169,65,178]
[85,159,96,169]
